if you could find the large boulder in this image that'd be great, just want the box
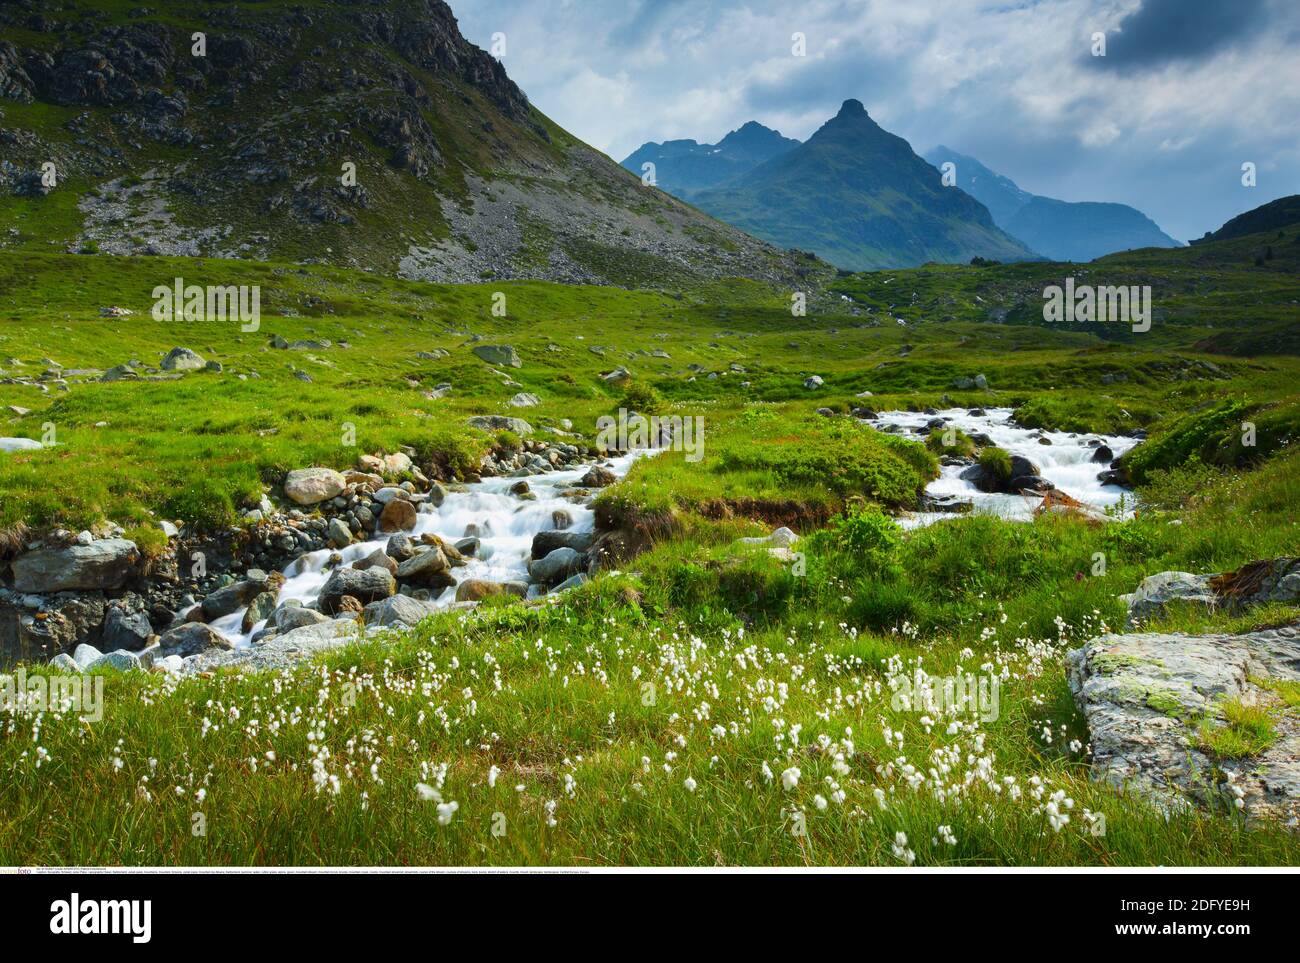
[362,595,441,628]
[467,415,533,436]
[200,571,282,620]
[284,467,346,505]
[240,592,279,633]
[1121,558,1300,629]
[12,539,140,592]
[395,545,453,588]
[160,347,206,372]
[353,548,398,575]
[318,566,395,614]
[100,607,153,652]
[379,498,418,532]
[472,344,522,368]
[579,466,616,488]
[1068,625,1300,823]
[273,605,331,633]
[159,622,232,658]
[528,547,586,585]
[531,530,595,559]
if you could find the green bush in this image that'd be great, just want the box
[620,380,665,414]
[827,504,900,575]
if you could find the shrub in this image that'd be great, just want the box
[827,504,900,575]
[620,381,665,414]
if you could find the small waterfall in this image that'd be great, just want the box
[210,450,645,647]
[871,407,1139,528]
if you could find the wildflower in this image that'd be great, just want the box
[892,831,915,865]
[684,777,697,792]
[436,801,459,825]
[813,794,828,810]
[781,766,801,790]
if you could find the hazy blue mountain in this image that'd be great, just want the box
[687,100,1038,271]
[621,121,800,195]
[925,145,1181,260]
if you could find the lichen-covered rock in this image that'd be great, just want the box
[1068,625,1300,823]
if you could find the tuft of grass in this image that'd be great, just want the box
[978,446,1012,482]
[1197,698,1278,758]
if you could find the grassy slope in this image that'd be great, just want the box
[2,231,1300,865]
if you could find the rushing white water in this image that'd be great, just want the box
[210,450,645,647]
[871,407,1140,528]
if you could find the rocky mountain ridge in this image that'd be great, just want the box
[0,0,822,288]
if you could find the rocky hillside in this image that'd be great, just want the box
[688,101,1038,271]
[0,0,822,287]
[925,146,1181,261]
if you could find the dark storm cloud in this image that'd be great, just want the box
[1090,0,1272,70]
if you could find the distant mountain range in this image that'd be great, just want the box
[622,121,799,195]
[625,100,1036,271]
[924,146,1182,262]
[622,108,1184,269]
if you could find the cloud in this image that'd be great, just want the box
[1089,0,1272,71]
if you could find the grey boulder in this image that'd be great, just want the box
[12,538,140,592]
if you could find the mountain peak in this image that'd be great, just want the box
[837,98,868,118]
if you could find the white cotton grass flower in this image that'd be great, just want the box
[813,794,828,810]
[435,801,459,825]
[684,777,697,792]
[488,765,500,788]
[781,766,801,791]
[891,831,916,865]
[416,782,442,802]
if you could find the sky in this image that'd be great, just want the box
[453,0,1300,241]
